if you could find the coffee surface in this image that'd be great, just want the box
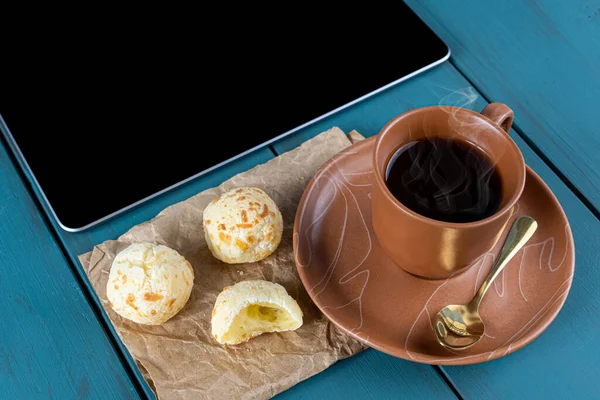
[386,138,502,223]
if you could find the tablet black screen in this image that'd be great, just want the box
[0,3,448,230]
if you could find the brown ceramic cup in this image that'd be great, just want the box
[371,103,525,279]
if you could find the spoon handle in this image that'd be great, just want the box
[472,216,538,309]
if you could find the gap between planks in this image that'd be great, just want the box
[0,133,152,400]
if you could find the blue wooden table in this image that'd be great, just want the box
[2,1,599,398]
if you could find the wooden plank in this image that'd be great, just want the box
[276,349,457,400]
[0,139,139,399]
[406,0,600,212]
[273,61,600,399]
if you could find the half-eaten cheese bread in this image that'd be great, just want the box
[211,280,303,345]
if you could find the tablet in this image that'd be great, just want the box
[0,3,449,231]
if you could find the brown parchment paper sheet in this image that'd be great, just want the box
[79,128,368,400]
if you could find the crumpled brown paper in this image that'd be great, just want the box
[79,128,367,400]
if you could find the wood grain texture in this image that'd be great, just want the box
[406,0,600,212]
[276,349,456,400]
[273,61,600,399]
[0,139,139,399]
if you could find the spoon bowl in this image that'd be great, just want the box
[434,216,538,351]
[435,304,485,350]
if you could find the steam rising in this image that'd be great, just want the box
[387,138,501,223]
[438,86,479,110]
[385,87,503,223]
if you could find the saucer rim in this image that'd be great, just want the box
[293,136,575,366]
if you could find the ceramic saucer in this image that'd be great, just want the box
[293,137,574,365]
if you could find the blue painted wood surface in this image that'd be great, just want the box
[0,137,139,399]
[277,350,456,400]
[2,1,600,397]
[406,0,600,212]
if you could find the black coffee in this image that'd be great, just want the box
[386,138,502,223]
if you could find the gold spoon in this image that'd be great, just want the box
[434,216,538,351]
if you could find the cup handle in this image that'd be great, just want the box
[481,103,514,133]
